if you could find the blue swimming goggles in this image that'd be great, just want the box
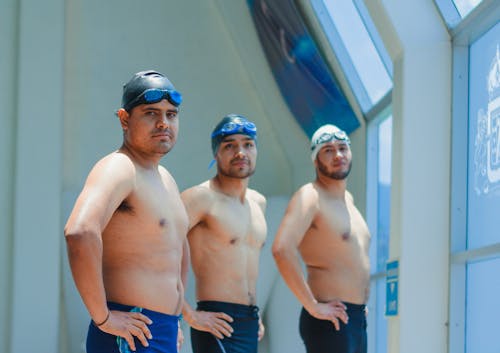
[211,120,257,138]
[125,88,183,110]
[311,130,350,149]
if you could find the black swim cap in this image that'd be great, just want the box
[211,114,257,155]
[122,70,176,111]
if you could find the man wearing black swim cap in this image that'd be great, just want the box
[181,114,267,353]
[65,70,189,353]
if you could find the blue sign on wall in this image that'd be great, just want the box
[386,260,399,316]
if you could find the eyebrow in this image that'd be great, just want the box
[221,136,254,142]
[141,106,179,113]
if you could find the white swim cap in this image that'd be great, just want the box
[310,124,350,162]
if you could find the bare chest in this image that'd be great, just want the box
[206,198,267,247]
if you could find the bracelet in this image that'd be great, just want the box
[94,310,110,327]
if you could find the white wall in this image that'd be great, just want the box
[367,1,451,353]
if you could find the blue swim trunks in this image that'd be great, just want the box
[86,302,179,353]
[190,301,260,353]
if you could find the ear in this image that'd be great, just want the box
[116,108,129,130]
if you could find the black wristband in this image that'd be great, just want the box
[94,310,110,327]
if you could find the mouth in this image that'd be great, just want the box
[152,133,172,139]
[231,159,249,167]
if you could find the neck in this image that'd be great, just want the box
[315,173,347,196]
[212,174,249,203]
[119,143,163,169]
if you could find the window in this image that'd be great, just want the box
[450,6,500,353]
[434,0,487,29]
[311,0,392,113]
[366,113,392,353]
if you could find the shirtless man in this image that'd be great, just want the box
[272,124,370,353]
[64,70,189,353]
[181,114,267,353]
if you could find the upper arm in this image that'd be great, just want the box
[249,189,267,214]
[64,154,135,237]
[180,185,211,231]
[272,186,317,252]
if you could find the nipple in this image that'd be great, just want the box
[341,232,350,241]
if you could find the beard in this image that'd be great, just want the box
[217,158,256,179]
[317,158,352,180]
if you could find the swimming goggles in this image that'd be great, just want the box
[311,130,350,149]
[125,88,183,110]
[211,120,257,138]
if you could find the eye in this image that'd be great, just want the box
[245,142,255,148]
[166,111,178,119]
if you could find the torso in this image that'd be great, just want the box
[299,183,370,304]
[186,181,267,305]
[102,159,188,315]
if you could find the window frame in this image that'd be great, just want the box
[449,2,500,352]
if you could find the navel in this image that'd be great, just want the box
[230,238,238,245]
[159,218,167,227]
[341,232,350,241]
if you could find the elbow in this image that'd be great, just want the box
[272,242,287,262]
[64,225,99,248]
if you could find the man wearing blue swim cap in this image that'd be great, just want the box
[65,70,188,353]
[273,124,370,353]
[181,114,266,353]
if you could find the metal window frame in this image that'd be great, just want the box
[449,2,500,352]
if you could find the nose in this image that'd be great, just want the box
[235,145,246,158]
[156,113,169,129]
[334,149,344,159]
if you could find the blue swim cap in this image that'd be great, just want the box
[211,114,257,155]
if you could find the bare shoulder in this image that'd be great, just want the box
[285,182,319,216]
[345,190,355,203]
[158,165,180,190]
[88,151,135,186]
[181,180,216,213]
[292,183,319,205]
[247,188,266,211]
[181,181,217,228]
[181,180,212,201]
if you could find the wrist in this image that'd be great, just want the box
[93,310,110,327]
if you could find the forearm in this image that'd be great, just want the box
[181,299,197,326]
[273,248,317,312]
[65,233,108,323]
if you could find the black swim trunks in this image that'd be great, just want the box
[299,302,367,353]
[190,301,260,353]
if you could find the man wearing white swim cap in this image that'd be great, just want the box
[273,124,370,353]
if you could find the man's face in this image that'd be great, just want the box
[216,134,257,179]
[118,99,179,156]
[316,141,352,180]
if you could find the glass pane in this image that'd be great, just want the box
[367,278,388,353]
[466,257,500,353]
[467,22,500,249]
[453,0,484,18]
[377,116,392,272]
[321,0,392,105]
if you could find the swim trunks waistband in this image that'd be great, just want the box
[196,300,259,317]
[105,301,180,323]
